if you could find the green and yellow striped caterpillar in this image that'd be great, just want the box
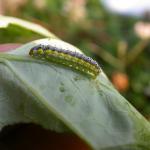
[29,43,101,79]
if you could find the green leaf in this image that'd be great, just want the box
[0,15,57,43]
[0,38,150,150]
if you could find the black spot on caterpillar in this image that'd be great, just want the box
[29,44,101,79]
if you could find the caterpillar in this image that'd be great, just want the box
[29,44,101,79]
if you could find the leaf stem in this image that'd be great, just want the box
[126,40,149,65]
[91,44,124,70]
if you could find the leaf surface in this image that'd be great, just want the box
[0,39,150,150]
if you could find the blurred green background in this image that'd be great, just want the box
[0,0,150,119]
